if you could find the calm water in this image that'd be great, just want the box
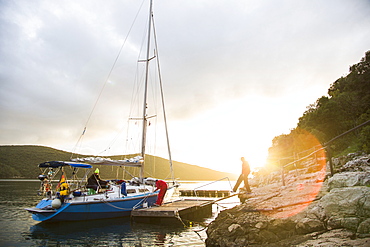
[0,180,237,246]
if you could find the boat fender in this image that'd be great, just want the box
[51,198,62,209]
[121,183,127,196]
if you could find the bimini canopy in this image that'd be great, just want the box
[38,161,93,169]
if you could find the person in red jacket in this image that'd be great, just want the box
[241,157,251,193]
[154,179,168,206]
[233,157,252,193]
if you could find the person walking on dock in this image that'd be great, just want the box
[154,179,168,206]
[233,157,252,193]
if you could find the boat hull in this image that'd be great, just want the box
[27,193,158,222]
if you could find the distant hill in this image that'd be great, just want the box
[0,145,237,181]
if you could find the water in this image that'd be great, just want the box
[0,179,237,246]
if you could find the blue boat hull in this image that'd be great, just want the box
[29,194,158,222]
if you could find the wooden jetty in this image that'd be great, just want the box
[179,189,231,197]
[131,199,214,224]
[131,193,238,224]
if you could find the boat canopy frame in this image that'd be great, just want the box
[38,161,92,169]
[37,161,93,195]
[71,156,143,167]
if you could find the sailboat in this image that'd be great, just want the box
[25,0,178,222]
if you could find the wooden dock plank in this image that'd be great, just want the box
[131,199,213,218]
[179,189,231,197]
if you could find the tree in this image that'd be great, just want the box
[267,50,370,168]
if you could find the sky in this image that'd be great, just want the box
[1,0,370,175]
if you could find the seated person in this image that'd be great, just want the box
[87,168,108,191]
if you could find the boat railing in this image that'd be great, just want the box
[191,177,234,199]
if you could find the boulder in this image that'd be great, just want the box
[328,172,370,190]
[357,218,370,236]
[295,217,325,234]
[337,154,370,172]
[319,186,370,218]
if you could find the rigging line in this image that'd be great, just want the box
[129,42,147,120]
[152,106,158,176]
[124,119,133,157]
[124,23,149,157]
[70,129,86,159]
[100,120,131,156]
[130,7,153,116]
[71,0,146,157]
[152,14,175,182]
[148,54,159,163]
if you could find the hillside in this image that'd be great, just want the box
[267,50,370,170]
[0,145,237,180]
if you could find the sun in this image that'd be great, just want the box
[245,149,269,171]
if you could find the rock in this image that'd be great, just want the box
[305,205,326,222]
[257,229,279,243]
[228,223,241,233]
[327,217,342,230]
[319,186,370,218]
[328,172,370,190]
[342,217,361,231]
[358,218,370,234]
[338,154,370,172]
[319,186,370,232]
[267,218,296,240]
[293,229,370,247]
[255,221,267,229]
[206,154,370,246]
[296,217,325,234]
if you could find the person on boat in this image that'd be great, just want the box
[87,168,108,191]
[56,174,70,202]
[38,174,52,197]
[233,157,252,193]
[154,179,168,206]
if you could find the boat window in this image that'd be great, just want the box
[139,189,150,193]
[126,189,136,194]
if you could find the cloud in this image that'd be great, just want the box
[0,0,369,172]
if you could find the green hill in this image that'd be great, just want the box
[0,145,237,181]
[267,50,370,170]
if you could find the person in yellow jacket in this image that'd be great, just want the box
[57,174,70,198]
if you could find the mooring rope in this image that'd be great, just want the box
[99,198,136,210]
[173,210,208,243]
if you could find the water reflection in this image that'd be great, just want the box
[28,218,200,246]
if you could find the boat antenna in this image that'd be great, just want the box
[140,0,154,180]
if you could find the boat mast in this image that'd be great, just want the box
[140,0,153,180]
[152,22,175,182]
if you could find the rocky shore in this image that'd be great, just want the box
[206,153,370,246]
